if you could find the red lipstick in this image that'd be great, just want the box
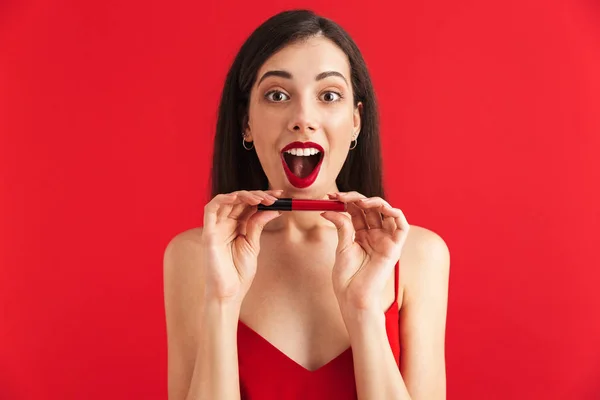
[280,141,324,189]
[257,198,346,212]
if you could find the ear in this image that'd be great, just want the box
[242,114,253,141]
[353,102,363,138]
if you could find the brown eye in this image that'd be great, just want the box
[321,91,342,102]
[265,90,290,102]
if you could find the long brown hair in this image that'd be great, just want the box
[210,9,385,200]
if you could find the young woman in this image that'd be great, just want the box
[164,9,450,400]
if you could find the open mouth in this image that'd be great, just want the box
[280,142,325,188]
[282,150,323,178]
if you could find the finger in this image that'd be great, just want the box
[328,192,373,229]
[245,210,282,250]
[319,211,355,254]
[346,202,369,231]
[355,198,386,229]
[228,190,279,219]
[264,189,285,198]
[249,190,278,203]
[216,192,241,222]
[389,209,410,244]
[235,205,259,236]
[229,202,250,220]
[215,191,261,223]
[328,191,366,203]
[204,193,238,229]
[376,205,410,243]
[235,189,283,233]
[327,192,369,231]
[217,201,235,223]
[382,214,396,235]
[238,190,265,204]
[228,191,264,218]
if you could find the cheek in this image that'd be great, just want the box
[324,106,355,130]
[250,109,286,140]
[325,120,354,146]
[252,104,286,124]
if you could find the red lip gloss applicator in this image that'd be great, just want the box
[257,198,346,212]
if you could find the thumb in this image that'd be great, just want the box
[320,212,354,254]
[245,210,282,251]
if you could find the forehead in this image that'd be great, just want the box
[255,36,351,83]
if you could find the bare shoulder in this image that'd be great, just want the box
[163,226,206,307]
[163,226,206,315]
[163,227,205,282]
[165,227,204,250]
[402,225,450,263]
[398,225,451,303]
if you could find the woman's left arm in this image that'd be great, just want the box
[397,228,450,399]
[321,193,450,400]
[343,228,450,400]
[341,307,412,399]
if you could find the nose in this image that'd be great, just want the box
[287,100,319,134]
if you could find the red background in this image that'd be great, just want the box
[1,0,599,399]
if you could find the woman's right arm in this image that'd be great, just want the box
[163,190,283,400]
[163,230,242,400]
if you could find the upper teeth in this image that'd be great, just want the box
[284,148,321,156]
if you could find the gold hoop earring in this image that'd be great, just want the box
[349,137,358,150]
[242,134,254,150]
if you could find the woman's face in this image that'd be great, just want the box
[245,35,361,197]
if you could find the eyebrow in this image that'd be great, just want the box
[257,70,348,86]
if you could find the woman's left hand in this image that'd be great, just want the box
[320,192,410,314]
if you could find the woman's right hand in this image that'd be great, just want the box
[199,189,284,305]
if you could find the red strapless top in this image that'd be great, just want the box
[237,262,401,399]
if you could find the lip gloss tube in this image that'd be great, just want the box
[257,198,347,212]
